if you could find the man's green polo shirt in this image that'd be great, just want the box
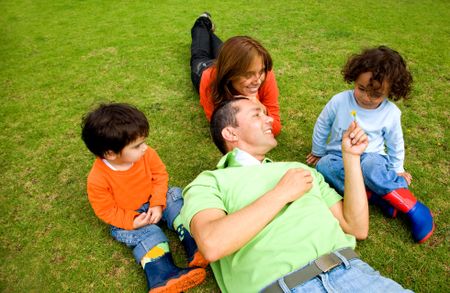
[181,149,356,293]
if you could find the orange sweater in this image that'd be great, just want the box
[199,67,282,136]
[86,147,168,230]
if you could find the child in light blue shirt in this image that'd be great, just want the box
[307,46,434,243]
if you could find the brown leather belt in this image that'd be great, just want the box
[262,248,358,293]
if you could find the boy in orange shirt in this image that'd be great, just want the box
[81,103,207,292]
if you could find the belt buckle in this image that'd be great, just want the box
[314,254,340,272]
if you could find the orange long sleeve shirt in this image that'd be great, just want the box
[199,67,282,136]
[86,147,168,230]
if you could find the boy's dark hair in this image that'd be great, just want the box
[81,103,149,158]
[342,46,413,101]
[210,98,248,155]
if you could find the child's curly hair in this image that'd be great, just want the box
[342,46,413,101]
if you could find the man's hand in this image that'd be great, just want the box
[342,121,368,156]
[398,172,412,185]
[306,153,321,166]
[273,168,313,203]
[191,168,313,262]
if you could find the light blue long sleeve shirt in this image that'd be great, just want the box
[311,90,405,172]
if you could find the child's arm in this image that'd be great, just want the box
[307,98,337,165]
[147,148,169,209]
[384,109,407,174]
[87,180,139,230]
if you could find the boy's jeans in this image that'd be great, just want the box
[316,152,408,196]
[110,187,183,263]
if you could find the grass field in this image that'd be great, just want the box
[1,1,449,292]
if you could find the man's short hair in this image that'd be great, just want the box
[81,103,149,158]
[210,98,248,154]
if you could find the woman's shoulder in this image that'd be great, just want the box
[265,70,277,83]
[259,70,278,95]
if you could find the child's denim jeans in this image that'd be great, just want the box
[316,152,408,196]
[110,187,183,263]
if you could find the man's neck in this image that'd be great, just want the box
[234,149,265,165]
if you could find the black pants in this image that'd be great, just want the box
[190,17,223,92]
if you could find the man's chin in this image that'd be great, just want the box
[267,139,278,150]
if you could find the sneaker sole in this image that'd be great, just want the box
[149,268,206,293]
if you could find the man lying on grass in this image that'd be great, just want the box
[180,98,412,292]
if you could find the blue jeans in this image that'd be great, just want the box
[280,258,412,292]
[110,187,183,263]
[316,152,408,196]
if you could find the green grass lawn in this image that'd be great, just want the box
[1,0,449,292]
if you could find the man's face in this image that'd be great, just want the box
[232,99,277,157]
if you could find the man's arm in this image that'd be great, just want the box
[190,168,313,262]
[329,121,369,240]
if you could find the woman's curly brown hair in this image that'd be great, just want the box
[342,46,413,101]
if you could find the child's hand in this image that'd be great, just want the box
[147,206,163,224]
[342,121,368,156]
[132,206,163,229]
[133,211,153,229]
[306,153,321,166]
[398,172,412,185]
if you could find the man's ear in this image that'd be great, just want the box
[221,126,238,142]
[103,150,118,160]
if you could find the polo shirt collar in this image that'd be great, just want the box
[217,148,272,169]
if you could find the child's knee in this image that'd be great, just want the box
[316,154,343,174]
[361,153,387,173]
